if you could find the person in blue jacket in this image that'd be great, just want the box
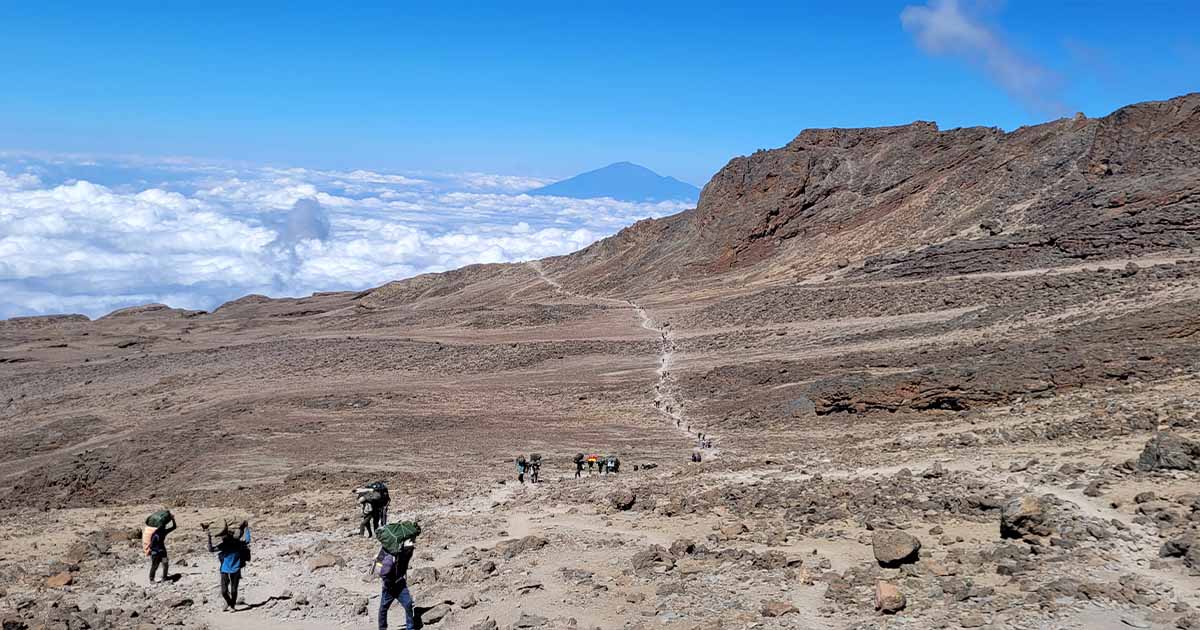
[204,520,251,611]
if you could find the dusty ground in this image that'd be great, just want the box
[2,247,1198,630]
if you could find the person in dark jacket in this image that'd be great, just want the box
[378,539,416,630]
[205,520,251,612]
[148,516,177,583]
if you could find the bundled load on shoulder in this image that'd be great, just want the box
[376,521,422,553]
[574,453,585,464]
[356,481,390,507]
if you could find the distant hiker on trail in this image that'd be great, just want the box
[574,453,585,479]
[359,499,377,538]
[376,522,420,630]
[587,455,597,475]
[529,453,543,483]
[692,451,702,463]
[516,455,527,484]
[143,511,176,583]
[204,520,251,612]
[355,482,391,537]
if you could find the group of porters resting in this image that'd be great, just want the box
[515,453,623,483]
[140,481,423,630]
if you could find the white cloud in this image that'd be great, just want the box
[0,156,689,319]
[900,0,1068,116]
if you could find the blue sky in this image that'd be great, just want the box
[1,1,1198,319]
[1,1,1197,185]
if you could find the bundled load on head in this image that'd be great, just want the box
[376,521,422,554]
[145,509,172,528]
[573,453,585,464]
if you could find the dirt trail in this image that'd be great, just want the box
[526,261,716,453]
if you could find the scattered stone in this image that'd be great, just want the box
[514,612,548,628]
[306,552,342,571]
[874,581,906,614]
[45,572,73,588]
[872,530,921,567]
[761,600,799,617]
[422,604,451,625]
[1001,495,1052,540]
[495,536,548,559]
[608,489,636,511]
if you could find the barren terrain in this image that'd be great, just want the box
[2,94,1200,630]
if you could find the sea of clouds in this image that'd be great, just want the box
[0,154,691,319]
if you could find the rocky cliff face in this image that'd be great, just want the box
[547,93,1200,294]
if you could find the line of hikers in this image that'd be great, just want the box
[141,480,419,630]
[515,453,542,484]
[574,453,620,478]
[513,453,624,482]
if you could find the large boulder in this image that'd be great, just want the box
[872,530,921,567]
[630,545,675,573]
[1001,495,1052,540]
[608,489,636,511]
[874,581,907,614]
[1137,434,1200,472]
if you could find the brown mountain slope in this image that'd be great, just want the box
[539,92,1199,295]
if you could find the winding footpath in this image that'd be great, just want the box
[525,261,713,452]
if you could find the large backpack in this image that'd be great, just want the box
[376,521,421,554]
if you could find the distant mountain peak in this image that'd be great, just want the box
[529,162,700,203]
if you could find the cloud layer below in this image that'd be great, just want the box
[0,155,691,319]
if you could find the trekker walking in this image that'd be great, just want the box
[516,456,527,484]
[359,499,376,538]
[376,523,420,630]
[146,514,176,583]
[574,453,584,479]
[204,520,251,612]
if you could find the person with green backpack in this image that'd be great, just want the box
[375,521,420,630]
[143,510,176,583]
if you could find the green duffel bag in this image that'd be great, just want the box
[145,510,172,528]
[376,521,421,553]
